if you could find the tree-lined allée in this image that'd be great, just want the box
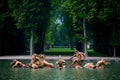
[0,0,120,57]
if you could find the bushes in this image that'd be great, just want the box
[44,48,107,56]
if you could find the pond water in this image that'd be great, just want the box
[0,60,120,80]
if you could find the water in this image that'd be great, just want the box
[0,60,120,80]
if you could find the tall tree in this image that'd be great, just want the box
[96,0,120,56]
[62,9,76,49]
[0,0,26,55]
[62,0,96,54]
[8,0,51,54]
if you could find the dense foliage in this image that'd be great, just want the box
[0,0,120,56]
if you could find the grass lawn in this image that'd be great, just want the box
[44,48,75,56]
[44,48,75,52]
[44,48,106,56]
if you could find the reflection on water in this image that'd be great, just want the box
[0,60,120,80]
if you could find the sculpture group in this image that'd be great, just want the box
[10,50,110,69]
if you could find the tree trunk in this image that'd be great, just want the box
[30,29,34,55]
[83,17,87,55]
[76,39,83,52]
[113,46,116,57]
[0,39,1,55]
[40,32,45,52]
[35,31,45,53]
[70,38,74,50]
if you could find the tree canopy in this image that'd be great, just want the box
[0,0,120,56]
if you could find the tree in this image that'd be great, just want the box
[62,0,96,54]
[96,0,120,56]
[0,0,26,55]
[62,9,76,49]
[45,0,74,48]
[8,0,51,54]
